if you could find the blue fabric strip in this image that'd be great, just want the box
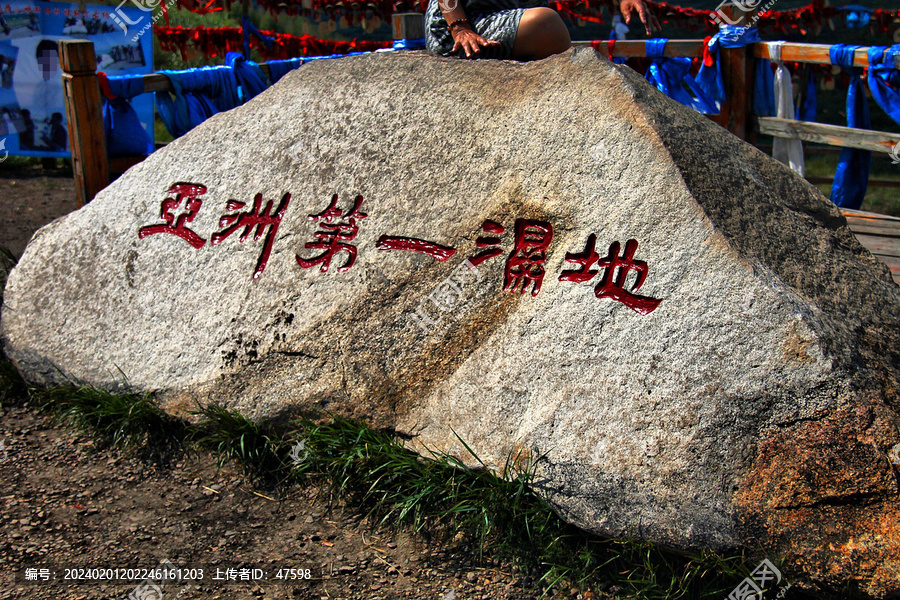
[828,44,871,210]
[227,52,269,102]
[753,59,775,117]
[868,45,900,127]
[696,26,762,112]
[796,66,816,122]
[643,39,716,114]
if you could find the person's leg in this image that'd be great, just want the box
[511,7,571,61]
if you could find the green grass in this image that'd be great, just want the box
[805,152,900,217]
[190,403,287,483]
[0,368,770,597]
[32,383,186,463]
[288,416,754,598]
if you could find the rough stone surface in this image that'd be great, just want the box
[2,48,899,597]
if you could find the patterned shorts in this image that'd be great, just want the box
[425,0,550,59]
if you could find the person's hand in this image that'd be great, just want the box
[619,0,661,37]
[451,26,502,58]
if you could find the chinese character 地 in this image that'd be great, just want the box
[296,194,367,273]
[559,234,662,315]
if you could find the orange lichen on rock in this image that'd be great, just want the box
[735,404,900,598]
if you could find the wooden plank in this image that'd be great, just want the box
[60,40,108,207]
[852,234,900,258]
[571,40,705,58]
[753,116,900,153]
[808,177,900,189]
[845,224,900,239]
[575,40,900,69]
[876,254,900,285]
[841,208,900,223]
[392,13,425,40]
[844,215,900,230]
[144,63,273,94]
[720,44,752,139]
[753,42,900,69]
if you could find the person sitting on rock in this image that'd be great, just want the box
[426,0,659,61]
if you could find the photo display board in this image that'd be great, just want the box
[0,0,154,158]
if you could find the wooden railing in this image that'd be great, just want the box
[60,34,900,207]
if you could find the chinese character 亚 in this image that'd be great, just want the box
[559,235,662,315]
[210,192,291,279]
[296,194,367,273]
[138,183,208,249]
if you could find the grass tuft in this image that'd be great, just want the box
[33,384,186,464]
[190,403,288,484]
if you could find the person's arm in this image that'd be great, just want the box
[618,0,661,37]
[438,0,502,58]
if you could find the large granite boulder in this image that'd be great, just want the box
[3,48,899,597]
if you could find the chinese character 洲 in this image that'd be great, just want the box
[210,192,291,279]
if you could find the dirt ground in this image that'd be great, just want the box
[0,167,581,600]
[0,167,79,260]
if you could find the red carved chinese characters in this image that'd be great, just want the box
[138,183,208,249]
[560,235,662,315]
[210,192,291,279]
[503,219,553,297]
[376,237,456,261]
[467,220,505,267]
[559,233,600,283]
[296,194,367,273]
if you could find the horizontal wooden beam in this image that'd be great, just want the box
[753,116,900,154]
[753,42,900,69]
[574,40,900,69]
[808,177,900,189]
[143,63,274,94]
[572,40,704,58]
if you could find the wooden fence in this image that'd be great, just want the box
[59,35,900,207]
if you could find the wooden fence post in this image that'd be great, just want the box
[714,6,756,141]
[59,40,108,208]
[392,13,425,41]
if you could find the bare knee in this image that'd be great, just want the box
[513,7,571,60]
